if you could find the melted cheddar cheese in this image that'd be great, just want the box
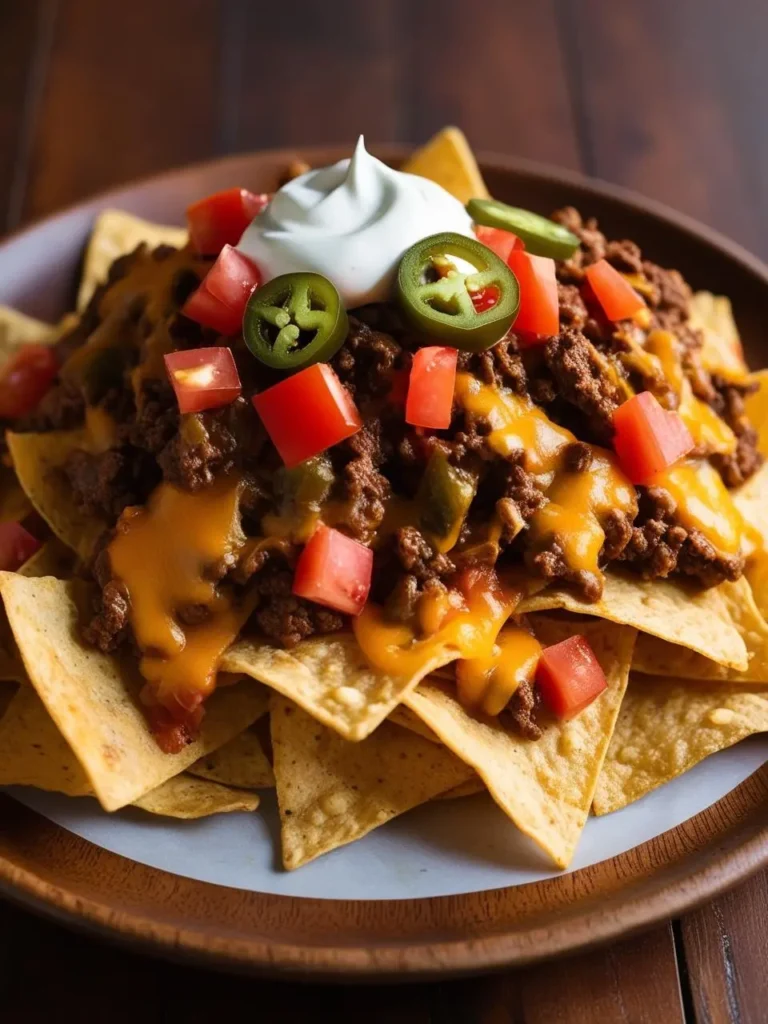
[108,476,246,707]
[456,625,542,716]
[652,460,744,555]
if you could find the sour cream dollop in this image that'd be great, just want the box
[238,136,474,308]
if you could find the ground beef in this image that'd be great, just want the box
[551,207,607,280]
[251,562,345,648]
[504,679,543,741]
[83,541,131,654]
[707,375,763,487]
[394,526,454,583]
[15,380,85,432]
[499,453,547,527]
[619,486,744,587]
[543,329,624,444]
[528,538,603,602]
[64,446,158,521]
[458,335,528,393]
[332,420,391,540]
[331,317,402,401]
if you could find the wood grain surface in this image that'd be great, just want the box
[1,0,767,1019]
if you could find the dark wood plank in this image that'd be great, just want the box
[681,872,768,1024]
[233,0,401,150]
[559,0,768,258]
[0,0,49,231]
[428,925,684,1023]
[20,0,223,222]
[405,0,580,168]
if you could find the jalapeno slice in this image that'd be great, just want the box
[396,232,519,352]
[244,272,348,370]
[467,198,580,260]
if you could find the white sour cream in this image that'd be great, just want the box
[238,136,474,308]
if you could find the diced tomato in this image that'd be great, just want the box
[0,344,58,419]
[182,245,260,336]
[475,225,524,263]
[0,521,41,571]
[470,285,500,313]
[612,391,694,485]
[585,259,646,321]
[508,251,559,340]
[252,363,362,468]
[293,524,373,616]
[164,347,242,414]
[186,188,269,254]
[406,346,458,430]
[536,635,607,719]
[203,245,261,308]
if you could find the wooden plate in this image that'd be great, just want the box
[1,147,768,980]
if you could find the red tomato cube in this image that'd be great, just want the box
[536,635,607,719]
[585,259,646,321]
[0,344,58,419]
[187,188,269,255]
[612,391,694,485]
[406,346,458,430]
[0,522,41,571]
[293,524,373,616]
[164,347,242,414]
[508,251,559,340]
[252,363,362,468]
[182,246,261,337]
[475,225,524,263]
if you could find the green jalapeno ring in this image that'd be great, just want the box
[467,198,580,261]
[396,232,519,352]
[244,271,348,370]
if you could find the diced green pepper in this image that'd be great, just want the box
[418,451,477,553]
[274,454,335,517]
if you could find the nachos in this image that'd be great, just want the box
[1,127,767,869]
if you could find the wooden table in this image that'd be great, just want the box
[1,1,767,1019]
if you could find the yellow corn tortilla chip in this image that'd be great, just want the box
[633,576,768,682]
[78,209,187,311]
[133,775,259,818]
[7,429,106,560]
[689,290,748,380]
[437,777,486,800]
[405,617,636,868]
[0,573,269,810]
[221,632,456,741]
[0,686,258,817]
[271,695,474,869]
[0,305,57,360]
[518,570,747,671]
[189,726,274,789]
[593,672,768,815]
[732,460,768,619]
[401,126,488,205]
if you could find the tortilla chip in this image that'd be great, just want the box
[438,777,486,800]
[221,632,455,741]
[6,429,106,559]
[0,573,269,810]
[133,775,259,818]
[388,703,442,743]
[271,695,473,869]
[405,618,636,868]
[401,126,488,204]
[519,571,747,671]
[189,726,274,789]
[0,305,57,361]
[0,686,259,817]
[633,576,768,683]
[78,209,187,311]
[689,290,748,380]
[593,672,768,814]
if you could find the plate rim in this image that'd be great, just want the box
[2,145,768,978]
